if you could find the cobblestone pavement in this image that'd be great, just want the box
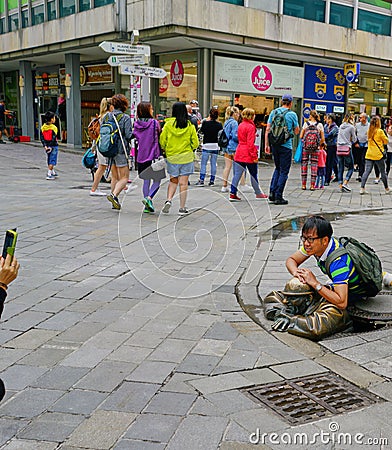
[0,143,391,449]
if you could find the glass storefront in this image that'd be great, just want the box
[348,73,391,117]
[157,51,198,118]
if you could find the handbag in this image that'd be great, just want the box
[372,137,387,160]
[293,140,303,163]
[336,145,351,156]
[151,156,166,171]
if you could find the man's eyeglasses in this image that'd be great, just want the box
[300,235,322,244]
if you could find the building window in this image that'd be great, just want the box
[60,0,75,17]
[8,13,18,31]
[0,17,5,34]
[215,0,244,5]
[21,9,29,28]
[79,0,90,12]
[94,0,114,7]
[360,0,392,10]
[330,3,353,28]
[47,1,57,20]
[284,0,325,22]
[32,5,45,25]
[358,9,391,35]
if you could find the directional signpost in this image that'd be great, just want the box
[119,65,167,79]
[107,55,148,66]
[99,41,151,57]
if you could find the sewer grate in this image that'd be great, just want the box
[242,373,381,425]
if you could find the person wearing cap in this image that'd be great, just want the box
[265,94,300,205]
[189,100,202,124]
[0,98,10,143]
[263,276,352,340]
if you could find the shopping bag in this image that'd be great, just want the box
[294,140,303,163]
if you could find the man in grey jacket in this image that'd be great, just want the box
[337,113,356,192]
[354,113,369,181]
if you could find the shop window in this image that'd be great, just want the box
[157,51,198,119]
[60,0,75,17]
[284,0,325,22]
[21,9,29,28]
[94,0,114,7]
[360,0,391,10]
[0,17,4,34]
[215,0,244,5]
[330,3,353,28]
[79,0,90,12]
[47,1,56,20]
[358,9,391,35]
[32,4,44,25]
[8,13,18,31]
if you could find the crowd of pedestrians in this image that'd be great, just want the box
[34,91,392,213]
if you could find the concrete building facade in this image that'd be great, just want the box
[1,0,392,146]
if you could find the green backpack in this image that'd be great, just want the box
[325,237,383,298]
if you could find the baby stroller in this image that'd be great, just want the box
[6,111,21,143]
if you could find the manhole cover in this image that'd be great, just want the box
[242,373,381,425]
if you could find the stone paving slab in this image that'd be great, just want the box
[1,144,392,448]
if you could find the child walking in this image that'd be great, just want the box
[315,145,327,189]
[40,111,59,180]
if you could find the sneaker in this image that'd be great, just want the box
[0,140,6,144]
[229,193,241,202]
[221,186,229,192]
[107,193,121,210]
[194,180,204,186]
[162,200,172,214]
[125,183,137,193]
[90,190,106,197]
[359,188,366,195]
[302,185,306,190]
[51,171,58,177]
[268,194,275,203]
[374,179,380,184]
[142,197,154,212]
[386,188,391,195]
[143,208,151,214]
[46,174,55,180]
[178,208,190,216]
[342,183,351,192]
[383,271,392,287]
[255,193,268,199]
[240,185,253,192]
[356,176,362,182]
[208,181,215,186]
[274,198,288,205]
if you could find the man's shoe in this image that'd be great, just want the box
[208,181,215,186]
[194,180,204,186]
[90,190,106,197]
[178,208,190,216]
[274,198,288,205]
[356,176,362,182]
[255,193,268,199]
[107,193,121,210]
[229,194,241,202]
[162,200,172,214]
[268,194,275,203]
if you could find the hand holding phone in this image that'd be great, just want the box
[0,254,19,289]
[2,229,17,260]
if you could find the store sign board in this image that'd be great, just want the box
[107,55,148,66]
[59,65,113,86]
[304,65,346,103]
[214,55,304,97]
[99,41,151,56]
[344,62,360,82]
[119,64,167,79]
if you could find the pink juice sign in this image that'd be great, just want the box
[251,65,272,92]
[170,59,184,87]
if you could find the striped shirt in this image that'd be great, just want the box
[300,237,365,295]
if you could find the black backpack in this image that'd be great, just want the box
[325,237,383,298]
[268,109,292,146]
[217,129,229,149]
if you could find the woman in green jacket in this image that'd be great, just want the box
[159,102,199,215]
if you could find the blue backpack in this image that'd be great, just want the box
[97,113,123,158]
[82,148,96,169]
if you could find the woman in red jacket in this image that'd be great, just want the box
[229,108,268,201]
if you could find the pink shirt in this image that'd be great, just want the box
[318,148,327,168]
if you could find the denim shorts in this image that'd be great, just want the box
[112,150,128,168]
[166,161,194,177]
[222,148,236,156]
[47,146,58,166]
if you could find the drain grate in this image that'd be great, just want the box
[242,373,381,425]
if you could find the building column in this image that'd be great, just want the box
[65,53,82,147]
[199,48,211,118]
[19,60,35,139]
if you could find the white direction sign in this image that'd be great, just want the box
[99,41,151,56]
[119,64,167,79]
[107,55,148,66]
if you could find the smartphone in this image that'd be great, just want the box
[2,229,18,260]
